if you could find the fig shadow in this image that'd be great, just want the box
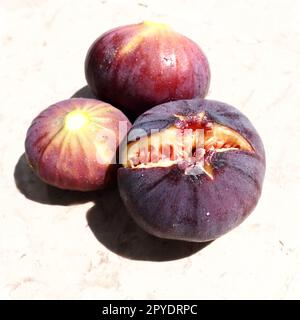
[71,85,97,99]
[14,154,210,261]
[14,153,98,206]
[86,187,211,261]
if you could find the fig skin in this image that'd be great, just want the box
[25,98,131,191]
[118,99,266,242]
[85,21,210,118]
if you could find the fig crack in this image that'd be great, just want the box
[124,113,253,179]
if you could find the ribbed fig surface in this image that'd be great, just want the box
[25,98,131,191]
[118,99,265,242]
[85,21,210,117]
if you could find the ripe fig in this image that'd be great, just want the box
[118,99,266,242]
[85,21,210,117]
[25,98,131,191]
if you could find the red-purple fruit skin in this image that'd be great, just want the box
[25,98,131,191]
[85,22,210,117]
[118,99,266,242]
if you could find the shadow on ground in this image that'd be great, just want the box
[14,154,98,205]
[71,85,97,99]
[14,154,210,261]
[86,187,211,261]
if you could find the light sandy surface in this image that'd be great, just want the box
[0,0,299,299]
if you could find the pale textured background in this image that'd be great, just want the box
[0,0,299,299]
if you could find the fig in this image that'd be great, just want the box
[118,99,266,242]
[85,21,210,118]
[25,98,131,191]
